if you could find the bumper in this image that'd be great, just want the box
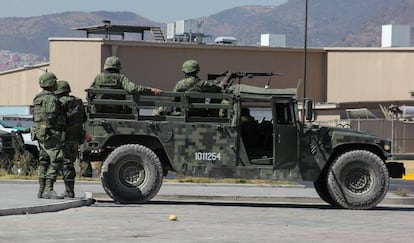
[386,161,405,178]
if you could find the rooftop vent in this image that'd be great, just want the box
[214,36,237,45]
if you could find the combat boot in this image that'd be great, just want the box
[37,178,46,198]
[42,179,64,199]
[63,180,75,198]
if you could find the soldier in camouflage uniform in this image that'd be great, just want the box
[55,80,86,198]
[173,60,222,93]
[89,56,162,112]
[174,60,223,116]
[31,72,65,199]
[154,60,223,116]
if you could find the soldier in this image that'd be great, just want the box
[174,60,223,116]
[55,80,87,198]
[31,72,65,199]
[89,56,162,113]
[173,59,222,93]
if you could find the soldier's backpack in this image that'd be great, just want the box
[65,96,86,144]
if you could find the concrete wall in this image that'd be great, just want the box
[3,40,414,109]
[326,48,414,103]
[49,38,103,100]
[0,39,326,106]
[51,39,327,103]
[0,64,48,106]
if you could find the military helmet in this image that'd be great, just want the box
[39,72,57,88]
[104,56,122,71]
[182,60,200,74]
[55,80,71,95]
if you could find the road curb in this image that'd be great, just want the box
[0,194,95,216]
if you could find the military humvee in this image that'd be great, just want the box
[82,72,405,210]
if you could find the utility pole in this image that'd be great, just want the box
[301,0,309,122]
[303,0,308,100]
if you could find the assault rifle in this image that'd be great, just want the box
[207,70,282,91]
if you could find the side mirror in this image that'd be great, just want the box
[305,99,313,121]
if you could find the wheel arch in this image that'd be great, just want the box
[329,143,387,165]
[318,143,387,180]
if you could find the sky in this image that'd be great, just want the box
[1,0,287,23]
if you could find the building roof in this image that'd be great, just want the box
[74,23,152,40]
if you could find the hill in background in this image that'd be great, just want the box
[204,0,413,47]
[1,0,414,71]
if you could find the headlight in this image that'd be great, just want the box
[377,139,391,152]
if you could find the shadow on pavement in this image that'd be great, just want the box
[91,200,414,211]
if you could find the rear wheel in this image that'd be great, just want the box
[101,144,163,204]
[327,150,389,209]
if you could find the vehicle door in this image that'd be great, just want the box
[272,97,299,169]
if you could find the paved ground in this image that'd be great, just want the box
[0,179,413,216]
[3,199,414,242]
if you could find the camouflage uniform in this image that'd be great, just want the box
[154,60,222,116]
[173,60,221,93]
[31,72,65,199]
[175,60,222,116]
[55,80,86,198]
[89,56,156,113]
[173,76,221,93]
[91,72,153,94]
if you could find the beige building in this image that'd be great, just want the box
[1,37,414,151]
[326,47,414,103]
[0,38,326,106]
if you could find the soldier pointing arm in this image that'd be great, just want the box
[91,56,162,95]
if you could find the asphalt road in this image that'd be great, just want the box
[388,179,414,192]
[1,199,414,242]
[0,179,413,242]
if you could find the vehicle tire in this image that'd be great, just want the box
[101,144,163,204]
[314,172,341,208]
[327,150,389,210]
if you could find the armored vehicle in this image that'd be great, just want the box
[82,72,404,210]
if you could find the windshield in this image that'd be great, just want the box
[0,120,13,128]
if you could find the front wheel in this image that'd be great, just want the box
[327,150,389,209]
[101,144,163,204]
[314,171,340,208]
